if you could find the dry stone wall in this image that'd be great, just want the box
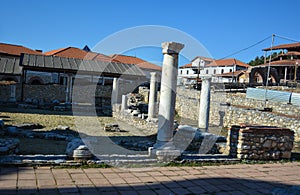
[228,125,294,160]
[0,84,22,102]
[175,88,300,142]
[24,85,66,102]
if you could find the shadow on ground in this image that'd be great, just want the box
[0,166,299,194]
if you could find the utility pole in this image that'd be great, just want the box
[264,34,275,108]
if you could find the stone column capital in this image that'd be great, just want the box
[150,72,157,77]
[162,42,184,54]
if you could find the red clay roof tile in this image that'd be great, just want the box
[0,43,43,56]
[263,42,300,51]
[207,58,249,68]
[44,47,113,62]
[215,70,245,77]
[110,54,162,71]
[179,63,192,68]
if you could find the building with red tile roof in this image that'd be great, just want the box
[206,58,249,68]
[111,54,162,71]
[178,57,249,84]
[110,54,162,80]
[0,42,43,56]
[263,42,300,51]
[249,42,300,85]
[44,47,112,62]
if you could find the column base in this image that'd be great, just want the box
[8,97,16,102]
[148,147,181,162]
[149,141,181,162]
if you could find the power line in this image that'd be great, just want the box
[275,34,300,43]
[219,35,272,60]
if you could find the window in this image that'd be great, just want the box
[230,69,232,72]
[180,70,183,74]
[221,69,224,74]
[187,70,189,74]
[28,76,44,85]
[213,69,216,74]
[206,70,209,74]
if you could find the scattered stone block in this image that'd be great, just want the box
[104,124,120,132]
[0,138,19,155]
[56,125,70,131]
[15,123,43,129]
[7,126,18,135]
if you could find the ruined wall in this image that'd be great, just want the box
[228,125,294,160]
[0,84,22,102]
[24,85,66,102]
[228,93,300,118]
[175,87,227,126]
[175,88,300,142]
[224,107,300,142]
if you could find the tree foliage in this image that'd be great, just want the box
[248,52,278,66]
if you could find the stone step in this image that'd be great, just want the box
[0,154,240,166]
[181,154,240,162]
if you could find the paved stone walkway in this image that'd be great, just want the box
[0,162,300,195]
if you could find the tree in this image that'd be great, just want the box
[248,52,278,66]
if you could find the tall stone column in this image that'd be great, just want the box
[65,74,73,103]
[148,72,158,120]
[9,84,16,102]
[121,95,128,113]
[198,76,212,132]
[112,78,119,112]
[154,42,184,151]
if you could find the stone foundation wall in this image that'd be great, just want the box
[1,84,114,104]
[228,125,294,160]
[73,85,112,103]
[0,84,22,102]
[175,88,227,126]
[224,107,300,142]
[24,85,66,102]
[175,88,300,142]
[228,93,300,117]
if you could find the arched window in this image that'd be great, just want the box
[28,76,44,85]
[180,70,183,74]
[230,69,232,72]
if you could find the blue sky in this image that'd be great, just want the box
[1,0,300,66]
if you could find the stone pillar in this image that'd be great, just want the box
[112,78,119,112]
[198,76,212,132]
[154,42,184,152]
[9,84,16,102]
[68,74,73,103]
[121,95,128,113]
[65,74,73,103]
[148,72,158,120]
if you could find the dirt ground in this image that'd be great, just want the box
[0,107,157,155]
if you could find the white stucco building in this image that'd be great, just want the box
[178,57,249,84]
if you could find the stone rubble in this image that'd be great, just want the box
[0,138,19,155]
[104,123,120,132]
